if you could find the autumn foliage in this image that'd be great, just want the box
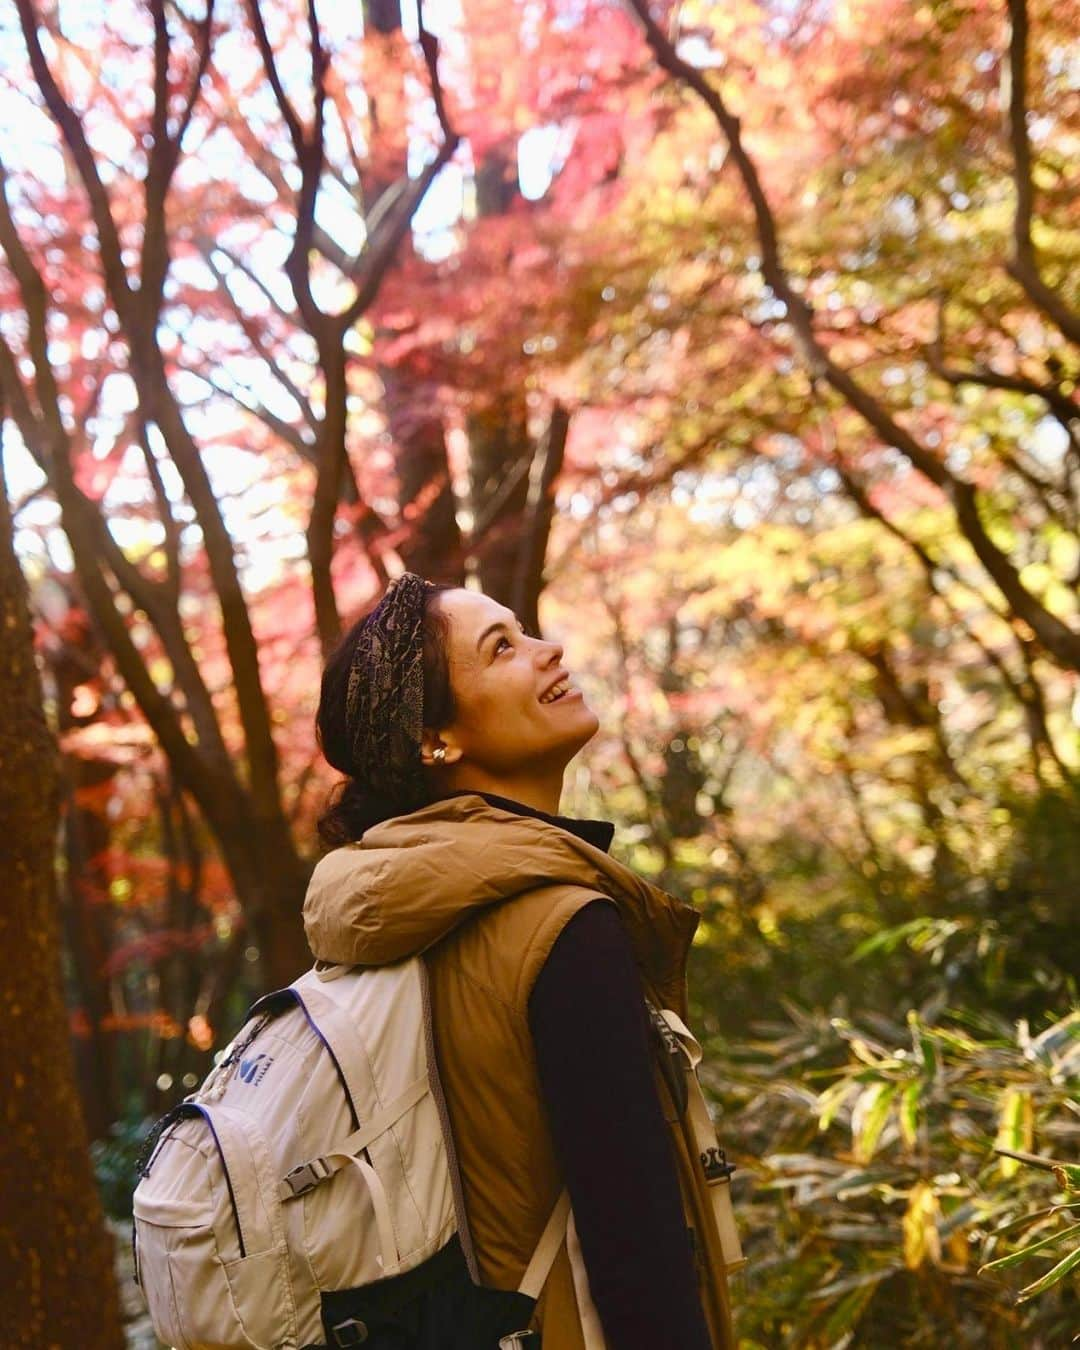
[1,0,1078,1342]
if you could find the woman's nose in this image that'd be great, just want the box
[537,638,563,664]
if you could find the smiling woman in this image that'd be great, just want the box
[415,586,600,817]
[300,572,740,1349]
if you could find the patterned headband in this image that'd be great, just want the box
[344,572,437,808]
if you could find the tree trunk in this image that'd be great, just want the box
[360,0,465,588]
[383,363,465,583]
[0,452,125,1347]
[466,139,563,631]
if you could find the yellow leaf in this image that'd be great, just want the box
[903,1181,941,1271]
[946,1227,969,1271]
[994,1089,1034,1179]
[851,1081,897,1164]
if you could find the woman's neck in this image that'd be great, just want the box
[439,768,565,817]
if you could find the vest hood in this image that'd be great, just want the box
[304,792,699,1004]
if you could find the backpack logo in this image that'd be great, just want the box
[238,1053,273,1086]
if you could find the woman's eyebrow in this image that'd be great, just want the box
[475,617,524,651]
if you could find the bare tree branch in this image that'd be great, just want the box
[245,0,460,651]
[143,0,215,306]
[0,158,59,423]
[626,0,1080,672]
[194,241,320,433]
[1004,0,1080,346]
[244,0,306,159]
[928,299,1080,462]
[831,437,1070,784]
[14,0,134,325]
[136,422,183,602]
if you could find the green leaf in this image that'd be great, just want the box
[899,1080,921,1150]
[809,1266,895,1302]
[978,1221,1080,1274]
[925,1025,981,1056]
[994,1090,1033,1178]
[908,1011,938,1078]
[1016,1239,1080,1304]
[852,1082,898,1165]
[817,1079,854,1132]
[820,1276,883,1343]
[853,918,933,961]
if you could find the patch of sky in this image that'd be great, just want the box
[1030,416,1069,470]
[314,184,368,263]
[519,124,571,201]
[551,0,588,34]
[408,133,468,261]
[675,34,725,69]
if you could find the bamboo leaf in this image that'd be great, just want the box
[978,1220,1080,1274]
[903,1181,942,1270]
[994,1089,1034,1179]
[809,1266,895,1301]
[1016,1240,1080,1304]
[853,918,932,961]
[851,1081,898,1165]
[820,1277,883,1344]
[816,1079,854,1132]
[899,1080,921,1151]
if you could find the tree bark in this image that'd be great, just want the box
[0,444,125,1348]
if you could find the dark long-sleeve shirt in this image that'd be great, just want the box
[446,790,711,1350]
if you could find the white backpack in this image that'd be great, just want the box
[132,959,567,1350]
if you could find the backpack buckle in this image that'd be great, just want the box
[330,1318,369,1346]
[701,1145,736,1182]
[283,1155,333,1197]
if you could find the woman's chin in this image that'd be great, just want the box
[569,703,601,747]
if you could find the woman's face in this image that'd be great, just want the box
[427,588,599,780]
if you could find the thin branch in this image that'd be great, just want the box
[1004,0,1080,346]
[136,421,183,602]
[244,0,305,157]
[627,0,1080,672]
[195,241,318,432]
[198,370,313,456]
[143,0,215,305]
[340,141,457,328]
[417,0,454,146]
[13,0,134,324]
[0,328,45,466]
[196,239,299,330]
[0,158,60,422]
[832,441,1069,783]
[171,1,216,159]
[928,310,1080,444]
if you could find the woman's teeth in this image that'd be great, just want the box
[540,680,570,704]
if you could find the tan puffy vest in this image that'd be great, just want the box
[304,793,740,1349]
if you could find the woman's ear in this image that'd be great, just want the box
[421,728,464,766]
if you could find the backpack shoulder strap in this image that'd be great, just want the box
[516,1190,570,1299]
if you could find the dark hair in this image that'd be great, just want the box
[316,582,458,847]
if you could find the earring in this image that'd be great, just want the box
[433,747,446,763]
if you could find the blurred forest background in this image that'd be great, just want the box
[1,0,1078,1345]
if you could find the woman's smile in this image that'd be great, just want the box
[540,686,582,706]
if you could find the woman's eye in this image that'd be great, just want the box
[494,626,529,655]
